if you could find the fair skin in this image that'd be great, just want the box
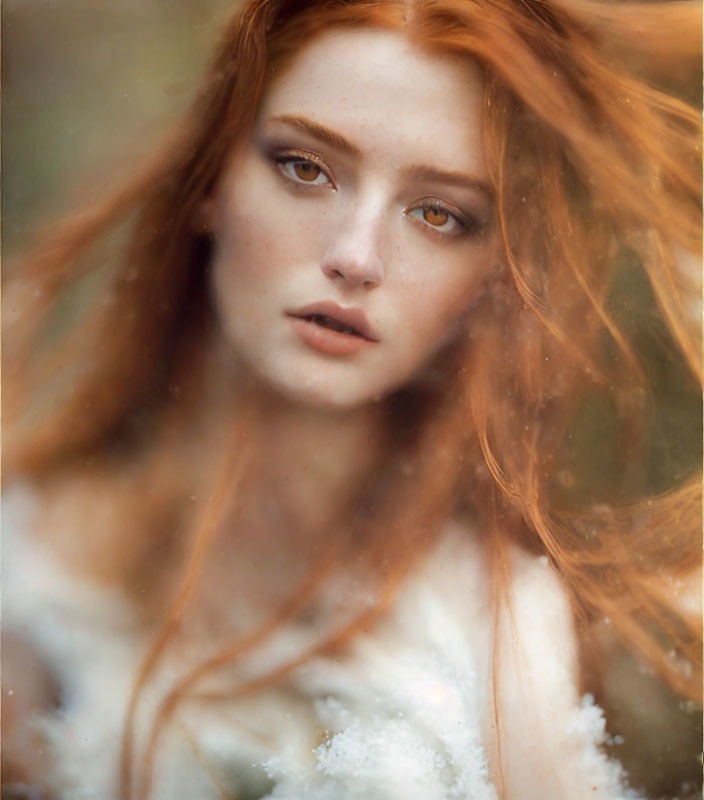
[202,28,497,543]
[208,28,495,415]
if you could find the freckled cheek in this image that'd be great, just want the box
[401,266,485,345]
[229,203,326,280]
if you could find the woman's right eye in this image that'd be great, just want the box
[276,155,335,187]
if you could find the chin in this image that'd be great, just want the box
[271,374,382,412]
[246,356,386,411]
[233,339,417,412]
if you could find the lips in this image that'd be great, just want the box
[287,302,379,342]
[287,301,379,356]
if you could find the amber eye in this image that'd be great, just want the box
[423,206,449,226]
[293,161,322,182]
[407,202,467,237]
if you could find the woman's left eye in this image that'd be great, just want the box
[276,156,334,187]
[406,201,468,237]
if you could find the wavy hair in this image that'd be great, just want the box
[4,0,701,797]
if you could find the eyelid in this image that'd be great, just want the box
[405,197,475,237]
[271,147,337,189]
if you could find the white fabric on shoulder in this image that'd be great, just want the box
[263,528,643,800]
[263,522,498,800]
[496,547,643,800]
[3,487,641,800]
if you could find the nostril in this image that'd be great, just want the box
[321,245,384,288]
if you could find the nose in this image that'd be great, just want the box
[321,204,385,290]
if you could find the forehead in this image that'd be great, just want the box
[257,28,487,177]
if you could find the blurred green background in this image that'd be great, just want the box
[3,2,701,798]
[3,0,236,258]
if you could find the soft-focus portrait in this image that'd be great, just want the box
[2,0,702,798]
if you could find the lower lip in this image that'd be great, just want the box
[288,316,375,356]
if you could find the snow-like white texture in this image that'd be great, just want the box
[3,486,642,800]
[261,557,498,800]
[568,695,634,793]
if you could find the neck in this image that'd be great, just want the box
[257,384,383,523]
[202,337,385,535]
[176,338,387,621]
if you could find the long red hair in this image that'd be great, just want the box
[4,0,701,798]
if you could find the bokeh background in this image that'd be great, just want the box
[3,1,701,798]
[4,0,234,258]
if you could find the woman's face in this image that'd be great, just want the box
[209,28,495,409]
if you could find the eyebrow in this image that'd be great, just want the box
[405,165,494,201]
[267,114,493,200]
[269,114,361,159]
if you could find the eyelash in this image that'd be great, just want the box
[405,199,474,238]
[273,150,337,189]
[271,149,481,239]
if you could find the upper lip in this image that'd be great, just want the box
[288,301,379,341]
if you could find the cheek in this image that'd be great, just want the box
[210,190,274,336]
[213,189,275,275]
[213,187,325,291]
[401,257,489,350]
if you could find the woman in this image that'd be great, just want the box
[3,0,701,798]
